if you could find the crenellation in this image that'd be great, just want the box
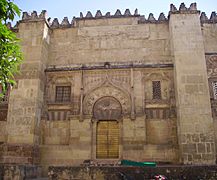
[18,4,216,30]
[80,12,83,18]
[200,12,208,22]
[22,12,31,20]
[189,3,197,11]
[60,17,70,28]
[200,11,217,23]
[85,11,93,18]
[158,13,167,21]
[170,4,177,12]
[124,9,131,16]
[148,13,156,22]
[75,8,140,21]
[170,2,199,15]
[51,18,59,28]
[179,2,187,11]
[95,10,102,17]
[22,10,47,21]
[134,8,139,15]
[39,10,47,18]
[210,11,217,21]
[31,11,38,19]
[105,12,111,17]
[114,9,122,16]
[71,18,75,26]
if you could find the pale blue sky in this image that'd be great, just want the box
[13,0,216,22]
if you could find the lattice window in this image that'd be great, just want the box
[212,82,217,100]
[152,81,161,100]
[55,86,71,102]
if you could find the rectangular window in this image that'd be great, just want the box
[55,86,71,102]
[152,81,161,100]
[212,82,217,100]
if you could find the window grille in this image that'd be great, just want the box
[55,86,71,102]
[212,82,217,100]
[152,81,161,100]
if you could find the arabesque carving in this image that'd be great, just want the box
[206,55,217,77]
[83,83,130,115]
[93,96,122,120]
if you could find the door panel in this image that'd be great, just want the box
[96,121,119,159]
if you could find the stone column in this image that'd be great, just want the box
[169,3,216,164]
[1,11,50,164]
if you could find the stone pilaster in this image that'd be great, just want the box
[169,3,216,164]
[1,11,50,164]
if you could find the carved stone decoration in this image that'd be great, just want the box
[93,96,122,120]
[206,55,217,77]
[83,85,130,115]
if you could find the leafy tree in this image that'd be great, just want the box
[0,0,22,98]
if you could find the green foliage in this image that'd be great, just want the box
[0,0,22,96]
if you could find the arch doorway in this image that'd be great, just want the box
[93,96,122,159]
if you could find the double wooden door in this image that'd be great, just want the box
[96,120,119,159]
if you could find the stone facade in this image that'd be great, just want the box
[0,2,217,170]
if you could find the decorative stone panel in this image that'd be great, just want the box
[83,84,130,115]
[93,96,122,120]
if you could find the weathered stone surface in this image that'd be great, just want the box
[0,2,217,169]
[2,165,41,179]
[169,5,216,164]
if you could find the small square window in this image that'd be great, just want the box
[55,86,71,102]
[212,82,217,100]
[152,81,161,100]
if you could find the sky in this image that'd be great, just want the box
[13,0,217,23]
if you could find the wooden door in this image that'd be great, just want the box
[96,121,119,159]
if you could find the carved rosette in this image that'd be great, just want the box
[83,85,130,116]
[93,96,122,120]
